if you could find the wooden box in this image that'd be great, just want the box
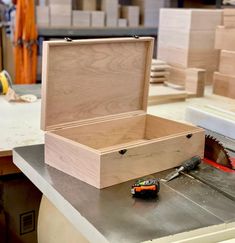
[215,26,235,51]
[122,6,139,27]
[36,6,50,27]
[41,38,205,189]
[72,10,90,27]
[213,72,235,99]
[91,11,105,27]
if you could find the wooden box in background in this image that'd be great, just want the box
[36,6,50,27]
[158,9,222,84]
[215,26,235,51]
[213,72,235,99]
[122,6,139,27]
[41,38,205,189]
[72,10,90,27]
[101,0,118,27]
[91,11,105,27]
[77,0,96,11]
[50,4,72,27]
[219,50,235,76]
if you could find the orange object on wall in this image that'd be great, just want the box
[14,0,37,84]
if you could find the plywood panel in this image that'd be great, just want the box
[41,38,153,131]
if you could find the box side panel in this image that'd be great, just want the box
[54,114,146,150]
[145,114,201,139]
[45,133,101,188]
[213,72,235,99]
[215,27,235,51]
[100,130,205,188]
[219,50,235,76]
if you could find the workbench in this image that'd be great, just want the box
[1,85,235,242]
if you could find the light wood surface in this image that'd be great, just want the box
[185,68,206,97]
[41,38,153,131]
[213,72,235,99]
[45,113,204,188]
[219,50,235,76]
[215,26,235,51]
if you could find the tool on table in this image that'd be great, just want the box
[0,70,12,95]
[131,178,160,198]
[204,135,234,169]
[164,156,201,182]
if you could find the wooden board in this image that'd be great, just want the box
[213,72,235,99]
[91,11,105,27]
[50,4,72,27]
[148,84,188,105]
[72,10,90,27]
[36,6,50,27]
[223,9,235,28]
[219,50,235,76]
[101,0,118,27]
[77,0,96,11]
[41,38,153,131]
[159,9,222,31]
[215,26,235,51]
[185,68,205,97]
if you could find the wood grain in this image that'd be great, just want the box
[215,26,235,51]
[41,38,153,131]
[219,50,235,76]
[213,72,235,99]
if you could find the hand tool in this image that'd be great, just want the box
[164,156,201,182]
[0,70,12,94]
[131,178,160,198]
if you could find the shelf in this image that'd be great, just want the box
[38,27,158,38]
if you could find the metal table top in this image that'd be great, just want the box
[13,145,235,243]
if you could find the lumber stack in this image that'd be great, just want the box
[150,59,170,83]
[213,9,235,99]
[158,9,222,85]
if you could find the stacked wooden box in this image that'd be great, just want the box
[132,0,177,27]
[158,9,222,85]
[49,0,72,27]
[101,0,119,27]
[213,9,235,99]
[121,6,139,27]
[36,5,50,27]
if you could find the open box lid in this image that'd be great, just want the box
[41,37,154,131]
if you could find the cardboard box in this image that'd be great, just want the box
[41,38,205,189]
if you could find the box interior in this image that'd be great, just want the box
[53,114,199,152]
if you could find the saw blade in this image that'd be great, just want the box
[204,135,233,169]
